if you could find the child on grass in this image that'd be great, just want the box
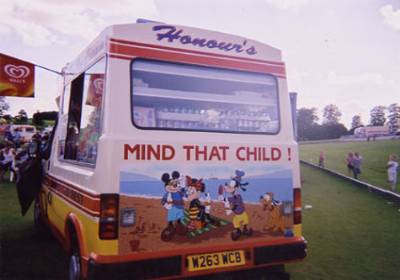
[387,154,398,192]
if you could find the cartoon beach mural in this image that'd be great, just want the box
[118,164,294,253]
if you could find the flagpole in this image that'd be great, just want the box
[34,64,61,75]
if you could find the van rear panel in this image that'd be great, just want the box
[45,22,306,279]
[112,140,304,276]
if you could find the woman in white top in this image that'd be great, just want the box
[387,154,399,192]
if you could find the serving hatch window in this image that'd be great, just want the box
[131,59,279,134]
[62,57,105,165]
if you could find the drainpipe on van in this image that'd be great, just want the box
[289,92,298,141]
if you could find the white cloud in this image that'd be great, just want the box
[327,71,386,86]
[265,0,310,10]
[380,4,400,31]
[0,0,158,46]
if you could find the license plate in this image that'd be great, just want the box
[187,250,245,272]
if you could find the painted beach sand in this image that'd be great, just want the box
[119,195,293,254]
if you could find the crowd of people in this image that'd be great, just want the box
[0,131,50,182]
[317,150,398,192]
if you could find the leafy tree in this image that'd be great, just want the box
[0,97,10,116]
[349,115,363,134]
[14,109,28,124]
[351,115,363,129]
[297,107,319,140]
[320,122,348,139]
[387,103,400,135]
[322,104,342,124]
[2,114,12,123]
[32,110,44,126]
[369,105,386,126]
[32,110,58,127]
[297,106,348,140]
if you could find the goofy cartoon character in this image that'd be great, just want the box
[224,170,253,241]
[160,171,187,241]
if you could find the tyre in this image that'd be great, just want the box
[69,231,82,280]
[33,198,45,230]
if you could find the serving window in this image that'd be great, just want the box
[61,57,105,165]
[131,59,279,134]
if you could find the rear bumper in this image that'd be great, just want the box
[87,238,307,279]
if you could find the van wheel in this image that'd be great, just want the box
[33,199,45,230]
[69,233,82,280]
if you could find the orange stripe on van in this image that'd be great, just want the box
[44,175,100,217]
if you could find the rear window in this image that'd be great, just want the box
[131,59,279,134]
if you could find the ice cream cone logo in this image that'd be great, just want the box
[4,64,30,79]
[86,74,104,106]
[93,78,104,94]
[0,54,34,97]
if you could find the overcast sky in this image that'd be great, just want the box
[0,0,399,128]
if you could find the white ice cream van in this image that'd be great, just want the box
[36,21,306,279]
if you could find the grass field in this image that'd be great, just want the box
[286,165,400,280]
[0,179,68,280]
[300,139,400,191]
[1,165,400,279]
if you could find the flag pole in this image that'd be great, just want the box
[34,64,61,75]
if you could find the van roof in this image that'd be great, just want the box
[64,22,283,75]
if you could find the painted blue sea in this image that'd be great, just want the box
[120,177,293,203]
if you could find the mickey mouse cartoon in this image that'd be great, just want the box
[160,171,187,241]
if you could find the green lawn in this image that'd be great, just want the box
[287,165,400,280]
[0,179,68,280]
[1,166,400,279]
[300,139,400,191]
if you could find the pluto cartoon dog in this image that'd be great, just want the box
[259,192,285,233]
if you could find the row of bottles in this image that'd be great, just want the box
[156,106,272,120]
[156,119,276,132]
[132,105,278,132]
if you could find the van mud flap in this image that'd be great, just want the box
[16,157,43,215]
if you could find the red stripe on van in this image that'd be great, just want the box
[108,42,286,78]
[109,38,285,66]
[44,175,100,217]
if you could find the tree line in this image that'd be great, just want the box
[297,103,400,141]
[0,97,57,127]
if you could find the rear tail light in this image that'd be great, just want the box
[293,210,302,225]
[293,188,302,225]
[99,194,119,239]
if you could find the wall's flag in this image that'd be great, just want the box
[0,53,35,98]
[85,73,104,107]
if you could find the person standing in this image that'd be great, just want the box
[12,129,22,149]
[0,142,15,181]
[346,152,354,176]
[387,154,398,192]
[318,151,325,168]
[352,152,363,179]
